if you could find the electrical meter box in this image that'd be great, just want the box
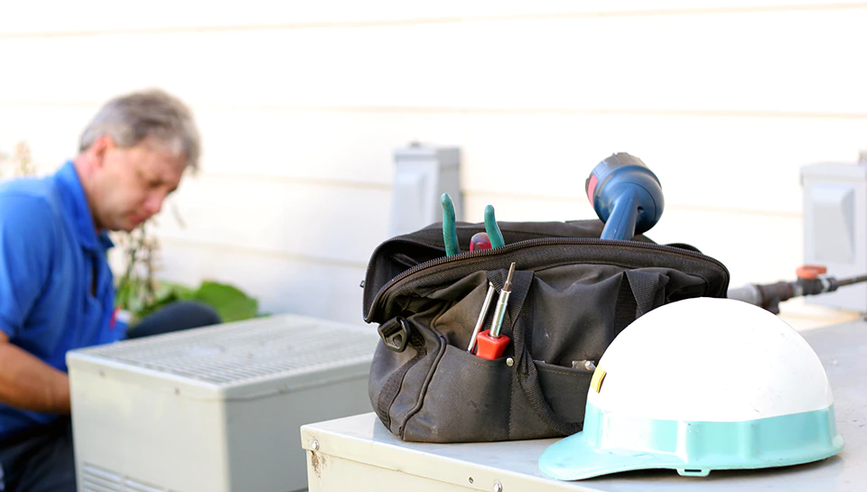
[67,314,379,492]
[389,144,462,237]
[801,162,867,312]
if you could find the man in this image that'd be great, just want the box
[0,89,219,491]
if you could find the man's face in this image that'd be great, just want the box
[91,138,186,232]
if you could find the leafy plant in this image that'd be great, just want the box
[114,220,162,318]
[0,141,37,178]
[112,218,260,325]
[136,280,260,323]
[12,142,37,177]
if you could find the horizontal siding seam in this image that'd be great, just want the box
[193,173,392,191]
[1,102,866,120]
[1,3,866,38]
[157,236,370,270]
[466,190,804,218]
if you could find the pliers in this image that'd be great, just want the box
[441,193,505,256]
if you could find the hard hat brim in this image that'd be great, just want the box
[539,433,707,480]
[539,403,844,480]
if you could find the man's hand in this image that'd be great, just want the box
[0,330,71,414]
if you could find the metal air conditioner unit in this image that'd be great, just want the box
[68,314,378,492]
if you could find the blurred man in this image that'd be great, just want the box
[0,89,219,491]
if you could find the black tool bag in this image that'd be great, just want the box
[363,220,729,443]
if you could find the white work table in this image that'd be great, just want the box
[300,319,865,492]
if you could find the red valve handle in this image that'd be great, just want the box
[796,265,827,280]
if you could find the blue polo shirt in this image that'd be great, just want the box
[0,162,121,440]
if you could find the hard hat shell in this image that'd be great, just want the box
[539,297,843,480]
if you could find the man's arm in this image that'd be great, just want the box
[0,330,70,413]
[0,193,70,414]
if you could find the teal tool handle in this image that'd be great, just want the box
[484,205,505,249]
[441,193,460,256]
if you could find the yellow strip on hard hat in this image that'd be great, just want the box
[591,368,607,393]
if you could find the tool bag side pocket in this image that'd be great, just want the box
[534,362,594,425]
[400,344,513,442]
[391,270,513,441]
[398,268,541,442]
[369,271,499,438]
[368,307,445,436]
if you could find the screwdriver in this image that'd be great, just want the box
[474,262,515,360]
[466,282,496,353]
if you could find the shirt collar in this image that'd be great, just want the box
[54,161,114,252]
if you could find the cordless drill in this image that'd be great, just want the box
[585,153,664,240]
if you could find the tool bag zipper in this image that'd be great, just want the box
[364,237,730,324]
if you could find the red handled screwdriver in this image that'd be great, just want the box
[474,262,515,360]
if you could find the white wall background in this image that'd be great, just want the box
[1,1,865,327]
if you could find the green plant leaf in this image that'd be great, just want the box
[159,281,197,301]
[192,281,259,323]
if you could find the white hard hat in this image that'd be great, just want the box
[539,297,843,480]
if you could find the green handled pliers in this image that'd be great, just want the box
[441,193,460,256]
[442,195,506,256]
[484,205,505,249]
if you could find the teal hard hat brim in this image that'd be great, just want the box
[540,433,709,480]
[539,403,844,481]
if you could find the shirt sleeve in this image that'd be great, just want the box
[0,194,55,339]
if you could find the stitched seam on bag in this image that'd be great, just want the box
[398,334,447,439]
[536,365,593,376]
[516,294,581,437]
[510,274,533,439]
[377,331,426,431]
[397,304,451,439]
[460,355,503,369]
[513,272,537,439]
[509,293,528,442]
[508,360,515,440]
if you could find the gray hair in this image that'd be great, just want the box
[79,89,200,171]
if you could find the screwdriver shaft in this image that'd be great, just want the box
[490,262,516,338]
[467,282,496,352]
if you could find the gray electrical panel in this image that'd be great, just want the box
[389,144,462,238]
[801,162,867,312]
